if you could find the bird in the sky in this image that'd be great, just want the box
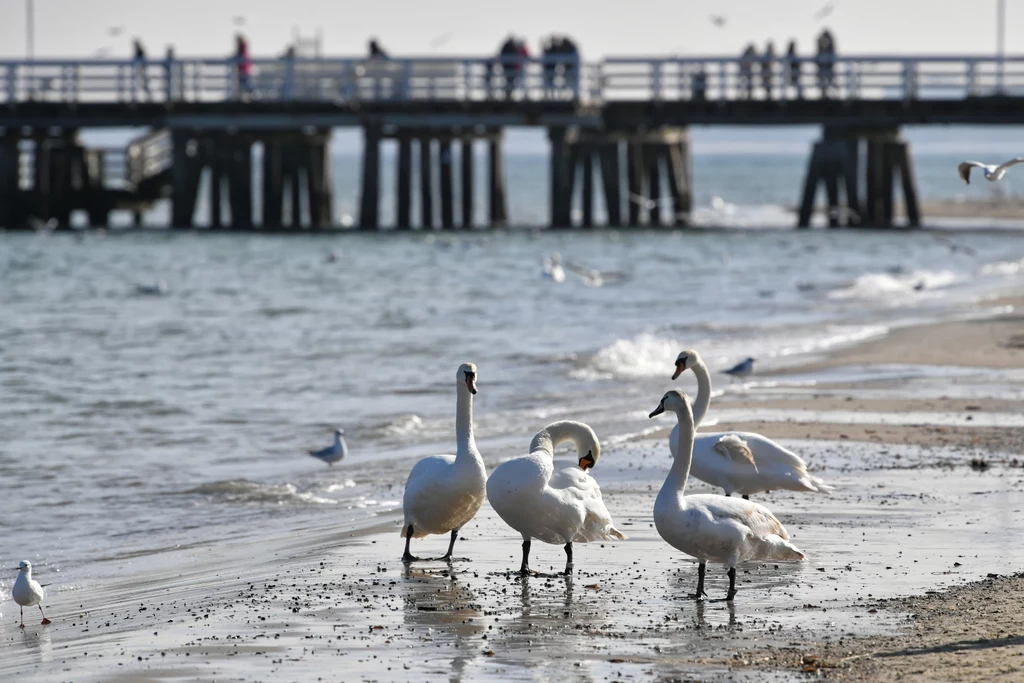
[709,15,727,28]
[814,2,836,20]
[958,158,1024,184]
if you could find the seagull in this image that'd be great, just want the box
[814,2,836,20]
[563,260,629,288]
[709,15,727,28]
[723,357,755,379]
[308,429,347,465]
[958,158,1024,184]
[12,561,51,628]
[134,280,168,296]
[542,253,566,283]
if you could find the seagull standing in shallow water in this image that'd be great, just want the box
[308,429,347,465]
[12,561,51,628]
[958,158,1024,184]
[723,357,755,380]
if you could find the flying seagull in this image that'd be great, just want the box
[813,2,836,20]
[958,158,1024,184]
[709,15,727,28]
[723,357,755,379]
[308,429,347,465]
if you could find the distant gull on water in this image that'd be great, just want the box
[542,253,566,282]
[722,357,755,379]
[958,158,1024,184]
[309,429,348,465]
[134,280,168,296]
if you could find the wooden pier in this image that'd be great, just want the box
[1,53,1023,231]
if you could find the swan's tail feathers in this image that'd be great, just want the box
[607,526,627,541]
[574,515,628,542]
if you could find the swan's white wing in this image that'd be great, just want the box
[995,157,1024,174]
[692,495,790,540]
[550,466,626,541]
[958,161,986,184]
[711,435,758,471]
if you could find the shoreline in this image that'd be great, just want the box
[3,295,1024,681]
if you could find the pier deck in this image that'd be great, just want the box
[1,54,1022,230]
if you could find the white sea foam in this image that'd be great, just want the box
[828,269,960,301]
[578,324,889,380]
[980,257,1024,277]
[185,480,339,506]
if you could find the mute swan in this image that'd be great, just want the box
[308,429,347,465]
[650,391,805,601]
[722,357,754,379]
[671,350,833,498]
[486,420,625,576]
[401,363,487,563]
[12,561,51,627]
[958,158,1024,184]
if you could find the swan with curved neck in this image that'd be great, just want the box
[487,420,624,576]
[670,350,834,498]
[650,390,805,601]
[401,362,487,563]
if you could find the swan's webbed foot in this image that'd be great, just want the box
[687,590,708,601]
[742,494,750,500]
[402,552,422,564]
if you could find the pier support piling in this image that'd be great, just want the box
[359,126,381,230]
[461,139,474,229]
[798,127,919,228]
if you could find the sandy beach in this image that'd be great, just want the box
[3,294,1023,681]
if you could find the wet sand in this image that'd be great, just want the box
[3,307,1024,681]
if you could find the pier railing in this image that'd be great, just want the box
[0,55,1021,105]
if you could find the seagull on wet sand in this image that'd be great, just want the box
[308,429,347,465]
[723,357,755,379]
[958,158,1024,184]
[12,561,51,628]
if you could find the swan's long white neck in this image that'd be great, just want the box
[663,408,695,495]
[689,356,711,428]
[455,384,478,458]
[530,420,589,458]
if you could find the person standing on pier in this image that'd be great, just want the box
[498,35,518,99]
[761,41,776,99]
[739,44,757,100]
[235,34,253,99]
[561,35,580,100]
[816,29,835,97]
[132,39,151,101]
[369,39,389,59]
[784,40,801,99]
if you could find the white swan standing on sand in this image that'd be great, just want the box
[486,420,625,576]
[958,158,1024,184]
[401,363,487,563]
[12,561,51,628]
[650,391,805,601]
[671,350,833,499]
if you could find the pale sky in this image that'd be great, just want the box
[0,0,1015,59]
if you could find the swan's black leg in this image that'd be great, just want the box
[440,529,458,561]
[725,492,731,497]
[689,562,708,600]
[742,494,750,500]
[563,542,574,576]
[402,525,419,563]
[726,566,737,601]
[518,539,532,575]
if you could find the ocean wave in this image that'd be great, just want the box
[980,257,1024,277]
[828,269,959,301]
[576,324,889,380]
[182,479,338,506]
